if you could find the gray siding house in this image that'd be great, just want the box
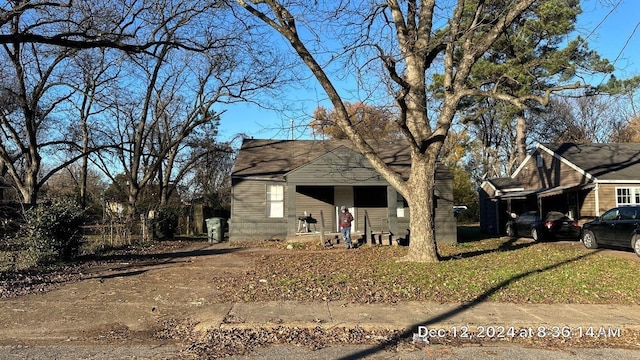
[480,142,640,235]
[230,139,456,244]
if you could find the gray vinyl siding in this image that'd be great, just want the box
[357,207,388,232]
[435,195,456,244]
[287,147,387,186]
[230,179,288,240]
[295,191,335,231]
[231,180,268,218]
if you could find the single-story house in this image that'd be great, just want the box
[230,138,456,243]
[480,142,640,235]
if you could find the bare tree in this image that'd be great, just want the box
[94,47,220,219]
[92,3,284,221]
[181,139,236,211]
[0,0,217,52]
[235,0,604,262]
[0,30,79,205]
[40,163,106,204]
[1,0,286,211]
[532,96,620,144]
[0,0,229,206]
[60,49,123,208]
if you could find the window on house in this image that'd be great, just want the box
[616,187,640,206]
[267,184,284,218]
[397,193,408,218]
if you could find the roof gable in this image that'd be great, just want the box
[232,139,413,180]
[484,177,523,191]
[286,145,385,183]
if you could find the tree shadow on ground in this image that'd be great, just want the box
[337,249,602,360]
[457,224,500,243]
[79,244,242,263]
[440,236,536,261]
[73,243,245,278]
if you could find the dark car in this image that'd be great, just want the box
[581,206,640,257]
[506,211,581,241]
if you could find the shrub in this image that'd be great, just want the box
[155,206,180,240]
[24,199,86,264]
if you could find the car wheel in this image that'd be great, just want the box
[633,236,640,258]
[582,230,598,249]
[531,228,540,242]
[506,224,515,238]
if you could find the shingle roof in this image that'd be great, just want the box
[485,177,523,190]
[542,143,640,181]
[232,139,436,180]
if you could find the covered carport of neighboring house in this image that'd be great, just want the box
[536,184,594,222]
[479,187,539,235]
[480,181,594,235]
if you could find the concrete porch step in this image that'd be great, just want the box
[287,231,398,246]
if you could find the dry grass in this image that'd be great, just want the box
[215,236,640,305]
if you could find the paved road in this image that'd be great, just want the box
[1,343,639,359]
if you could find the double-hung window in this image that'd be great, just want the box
[616,187,640,206]
[267,184,284,218]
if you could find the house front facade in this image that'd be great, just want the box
[480,142,640,235]
[230,139,456,244]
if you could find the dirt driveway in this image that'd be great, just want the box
[0,241,259,348]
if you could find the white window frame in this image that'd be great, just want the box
[396,193,406,218]
[267,184,284,218]
[615,187,640,206]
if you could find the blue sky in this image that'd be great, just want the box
[216,1,640,143]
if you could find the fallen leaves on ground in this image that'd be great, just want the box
[211,239,640,305]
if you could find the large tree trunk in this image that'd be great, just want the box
[515,112,527,168]
[403,152,439,262]
[19,161,40,206]
[19,178,37,206]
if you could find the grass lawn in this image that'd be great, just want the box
[216,233,640,305]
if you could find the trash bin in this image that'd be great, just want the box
[205,217,225,243]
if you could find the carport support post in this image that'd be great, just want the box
[387,186,399,240]
[538,196,543,219]
[364,210,372,246]
[320,210,325,246]
[287,183,297,237]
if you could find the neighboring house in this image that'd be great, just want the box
[480,142,640,235]
[230,139,456,243]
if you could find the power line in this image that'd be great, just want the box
[582,0,622,43]
[610,21,640,70]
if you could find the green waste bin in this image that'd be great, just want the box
[206,217,226,243]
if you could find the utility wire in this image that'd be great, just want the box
[582,0,639,87]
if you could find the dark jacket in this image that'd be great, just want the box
[339,211,353,229]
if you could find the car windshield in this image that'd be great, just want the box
[545,211,570,221]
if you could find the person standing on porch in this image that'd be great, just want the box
[339,206,354,249]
